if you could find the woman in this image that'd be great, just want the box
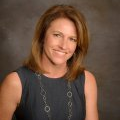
[0,4,99,120]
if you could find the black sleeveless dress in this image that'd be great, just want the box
[14,66,86,120]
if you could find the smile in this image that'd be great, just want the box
[54,50,67,55]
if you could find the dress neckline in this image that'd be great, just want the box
[41,74,65,81]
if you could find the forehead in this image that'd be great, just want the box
[47,18,77,36]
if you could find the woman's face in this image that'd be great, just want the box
[42,18,77,67]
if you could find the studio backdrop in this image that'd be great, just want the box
[0,0,120,120]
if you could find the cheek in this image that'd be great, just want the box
[43,37,52,49]
[44,36,57,47]
[70,44,77,53]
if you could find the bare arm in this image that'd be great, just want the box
[84,70,99,120]
[0,72,22,120]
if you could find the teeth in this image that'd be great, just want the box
[55,50,66,55]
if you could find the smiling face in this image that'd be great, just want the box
[42,18,77,68]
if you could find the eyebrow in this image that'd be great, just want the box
[53,31,63,34]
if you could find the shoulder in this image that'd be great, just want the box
[84,70,97,85]
[0,72,22,104]
[84,71,99,120]
[84,70,98,98]
[85,70,95,81]
[1,72,21,88]
[0,72,22,119]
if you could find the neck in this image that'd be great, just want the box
[44,66,67,78]
[41,57,67,78]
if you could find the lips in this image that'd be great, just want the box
[53,49,67,55]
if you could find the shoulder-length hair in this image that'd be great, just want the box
[24,4,89,81]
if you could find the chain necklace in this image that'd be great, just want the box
[35,73,73,120]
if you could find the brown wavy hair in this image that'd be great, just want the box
[24,4,89,81]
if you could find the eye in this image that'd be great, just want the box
[53,33,61,37]
[69,37,77,42]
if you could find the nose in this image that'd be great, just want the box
[59,37,68,50]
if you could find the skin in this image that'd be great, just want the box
[0,18,99,120]
[84,71,99,120]
[42,18,77,78]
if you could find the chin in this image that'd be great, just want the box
[51,60,67,66]
[53,62,66,66]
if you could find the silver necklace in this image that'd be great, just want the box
[35,73,73,120]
